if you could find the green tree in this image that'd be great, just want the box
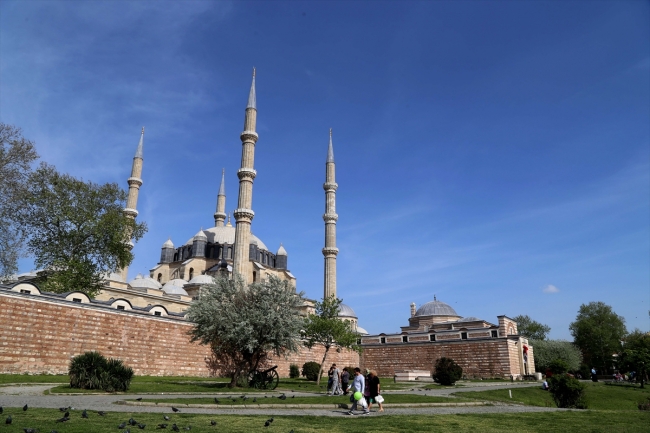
[513,314,551,340]
[531,339,582,373]
[432,357,463,385]
[302,296,363,385]
[569,302,627,374]
[187,275,305,388]
[620,330,650,388]
[15,164,146,296]
[0,123,38,278]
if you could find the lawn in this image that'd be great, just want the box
[125,394,472,405]
[456,382,650,410]
[0,374,69,385]
[0,409,648,432]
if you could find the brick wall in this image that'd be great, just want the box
[0,292,358,377]
[361,339,518,378]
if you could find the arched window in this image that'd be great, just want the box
[253,271,257,282]
[157,273,162,283]
[189,268,194,280]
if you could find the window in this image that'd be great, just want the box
[357,338,361,345]
[380,337,386,344]
[429,334,436,342]
[157,273,162,282]
[72,298,82,303]
[491,330,498,338]
[461,332,468,340]
[154,311,162,316]
[189,268,194,280]
[19,289,31,294]
[402,335,408,343]
[253,271,257,282]
[117,305,125,310]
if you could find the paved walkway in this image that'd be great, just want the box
[0,382,560,417]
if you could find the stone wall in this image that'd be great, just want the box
[361,339,519,378]
[0,291,358,377]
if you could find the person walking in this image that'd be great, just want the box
[327,364,335,393]
[330,364,342,396]
[367,370,384,412]
[346,367,369,415]
[341,368,350,395]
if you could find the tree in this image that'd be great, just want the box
[186,275,305,388]
[15,164,146,297]
[513,314,551,340]
[531,339,582,373]
[620,330,650,388]
[569,302,627,374]
[0,123,38,278]
[302,296,363,385]
[432,357,463,385]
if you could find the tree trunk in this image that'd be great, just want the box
[316,345,331,386]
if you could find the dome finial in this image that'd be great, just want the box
[434,294,437,301]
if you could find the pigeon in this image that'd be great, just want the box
[253,397,257,403]
[214,398,219,404]
[130,418,138,426]
[171,407,180,413]
[231,399,237,402]
[210,420,217,426]
[23,429,37,433]
[98,411,106,416]
[163,416,170,421]
[64,411,69,418]
[184,427,191,431]
[0,406,2,414]
[291,395,295,398]
[55,416,69,423]
[268,418,274,423]
[118,422,127,429]
[279,394,287,400]
[138,424,146,429]
[124,430,131,433]
[264,421,270,427]
[59,407,67,412]
[6,415,12,425]
[136,398,143,401]
[156,424,168,429]
[240,395,246,399]
[82,410,88,418]
[291,390,295,392]
[50,430,59,433]
[171,424,180,432]
[23,404,28,411]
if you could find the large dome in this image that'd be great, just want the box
[414,300,459,317]
[184,225,268,250]
[338,303,358,319]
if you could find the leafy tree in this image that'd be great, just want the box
[620,330,650,388]
[301,361,321,381]
[187,275,305,388]
[15,164,146,297]
[302,296,363,385]
[432,357,463,385]
[531,339,582,373]
[548,374,587,409]
[569,302,627,374]
[0,123,38,278]
[513,314,551,340]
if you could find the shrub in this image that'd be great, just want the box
[432,357,462,385]
[289,364,300,379]
[548,359,570,376]
[531,339,582,373]
[548,374,587,409]
[68,351,134,392]
[301,361,321,381]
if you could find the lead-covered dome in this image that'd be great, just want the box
[415,300,458,317]
[128,274,162,290]
[188,275,214,285]
[338,303,358,319]
[184,225,267,250]
[162,280,188,296]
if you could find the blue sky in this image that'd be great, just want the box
[1,0,648,339]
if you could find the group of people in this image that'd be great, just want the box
[326,364,384,415]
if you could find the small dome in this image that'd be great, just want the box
[162,281,188,296]
[414,299,459,317]
[193,230,207,241]
[188,275,214,285]
[338,303,358,319]
[277,244,287,256]
[184,225,267,250]
[162,238,174,248]
[356,326,369,335]
[104,272,124,282]
[457,316,482,322]
[128,276,162,290]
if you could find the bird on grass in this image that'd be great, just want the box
[267,418,274,424]
[291,395,295,398]
[138,423,146,429]
[171,424,180,432]
[163,416,170,421]
[210,420,217,426]
[63,411,69,418]
[184,427,191,431]
[118,422,127,429]
[214,398,219,404]
[82,410,88,418]
[0,406,2,414]
[49,430,59,433]
[98,411,107,416]
[6,415,12,425]
[23,429,37,433]
[171,406,180,413]
[55,416,69,423]
[156,424,168,429]
[123,430,131,433]
[136,398,143,401]
[129,418,137,426]
[278,394,287,400]
[231,398,237,402]
[253,397,257,403]
[264,421,270,427]
[23,404,28,411]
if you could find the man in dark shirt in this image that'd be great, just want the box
[341,369,350,395]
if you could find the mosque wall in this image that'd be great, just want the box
[0,291,358,376]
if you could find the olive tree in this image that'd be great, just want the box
[302,296,362,385]
[186,275,305,387]
[531,339,582,373]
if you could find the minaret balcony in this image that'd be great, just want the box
[123,208,139,218]
[127,177,143,187]
[234,208,255,222]
[322,247,339,256]
[237,168,257,180]
[240,130,259,143]
[323,213,338,223]
[323,182,338,191]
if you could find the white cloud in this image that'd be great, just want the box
[543,284,559,294]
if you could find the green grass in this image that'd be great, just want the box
[0,409,648,432]
[456,382,650,410]
[423,383,465,389]
[0,373,69,384]
[126,394,472,405]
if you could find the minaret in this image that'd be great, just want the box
[120,127,144,281]
[232,69,258,281]
[323,128,339,299]
[214,169,227,227]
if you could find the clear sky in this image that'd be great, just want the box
[1,0,648,339]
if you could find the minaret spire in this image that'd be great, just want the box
[120,127,145,281]
[214,168,227,227]
[323,128,339,299]
[233,69,259,281]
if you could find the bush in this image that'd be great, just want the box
[548,359,570,376]
[301,361,321,381]
[531,339,582,373]
[432,357,463,385]
[68,351,133,392]
[289,364,300,379]
[548,374,587,409]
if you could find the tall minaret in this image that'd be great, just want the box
[120,127,144,281]
[214,169,227,227]
[232,69,258,281]
[323,128,339,299]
